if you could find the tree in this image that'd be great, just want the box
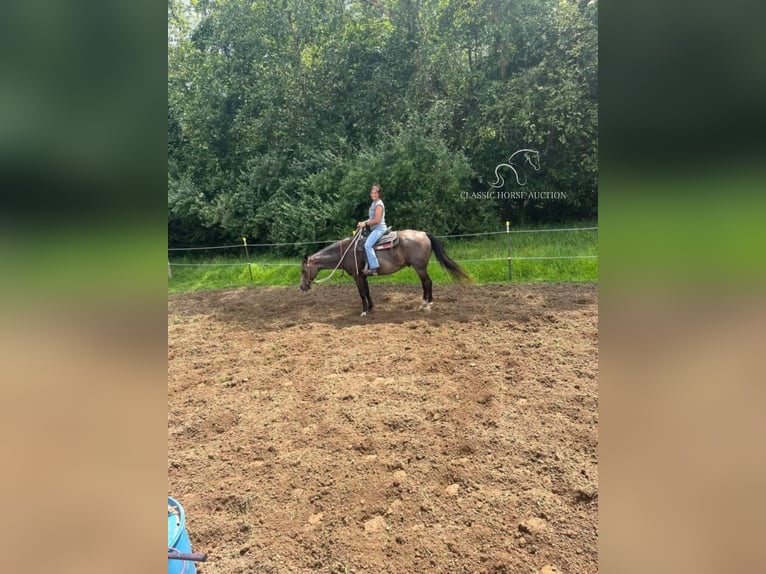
[168,0,598,247]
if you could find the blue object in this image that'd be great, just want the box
[168,497,196,574]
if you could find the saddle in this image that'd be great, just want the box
[357,229,399,251]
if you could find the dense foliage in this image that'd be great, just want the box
[169,0,597,251]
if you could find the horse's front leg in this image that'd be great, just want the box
[355,275,372,316]
[365,277,374,313]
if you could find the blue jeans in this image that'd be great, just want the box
[364,226,386,269]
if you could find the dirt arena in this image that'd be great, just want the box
[168,282,598,573]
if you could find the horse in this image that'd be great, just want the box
[299,230,471,316]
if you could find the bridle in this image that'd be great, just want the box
[310,233,363,284]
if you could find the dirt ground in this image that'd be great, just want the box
[168,282,598,574]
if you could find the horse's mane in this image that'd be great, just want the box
[312,236,354,257]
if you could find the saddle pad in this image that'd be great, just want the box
[357,230,399,251]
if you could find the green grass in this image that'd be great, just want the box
[168,223,598,293]
[601,167,766,285]
[1,223,162,299]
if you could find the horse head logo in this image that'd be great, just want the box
[489,149,540,188]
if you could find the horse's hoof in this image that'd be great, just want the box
[360,311,367,317]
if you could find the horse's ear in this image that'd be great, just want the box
[302,254,308,262]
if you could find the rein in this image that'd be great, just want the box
[313,233,363,284]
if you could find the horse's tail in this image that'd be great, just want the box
[426,233,472,283]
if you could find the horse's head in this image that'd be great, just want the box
[300,255,318,291]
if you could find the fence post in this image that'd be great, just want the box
[168,259,172,280]
[242,237,249,259]
[506,221,511,281]
[248,263,253,282]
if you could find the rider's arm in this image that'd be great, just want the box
[368,205,383,226]
[358,205,383,228]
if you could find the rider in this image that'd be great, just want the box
[356,183,388,276]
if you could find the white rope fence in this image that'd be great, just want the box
[170,254,598,268]
[167,226,599,252]
[440,226,597,239]
[457,255,598,262]
[169,238,335,251]
[169,262,298,267]
[167,226,598,281]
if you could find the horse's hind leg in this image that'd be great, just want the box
[414,266,433,311]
